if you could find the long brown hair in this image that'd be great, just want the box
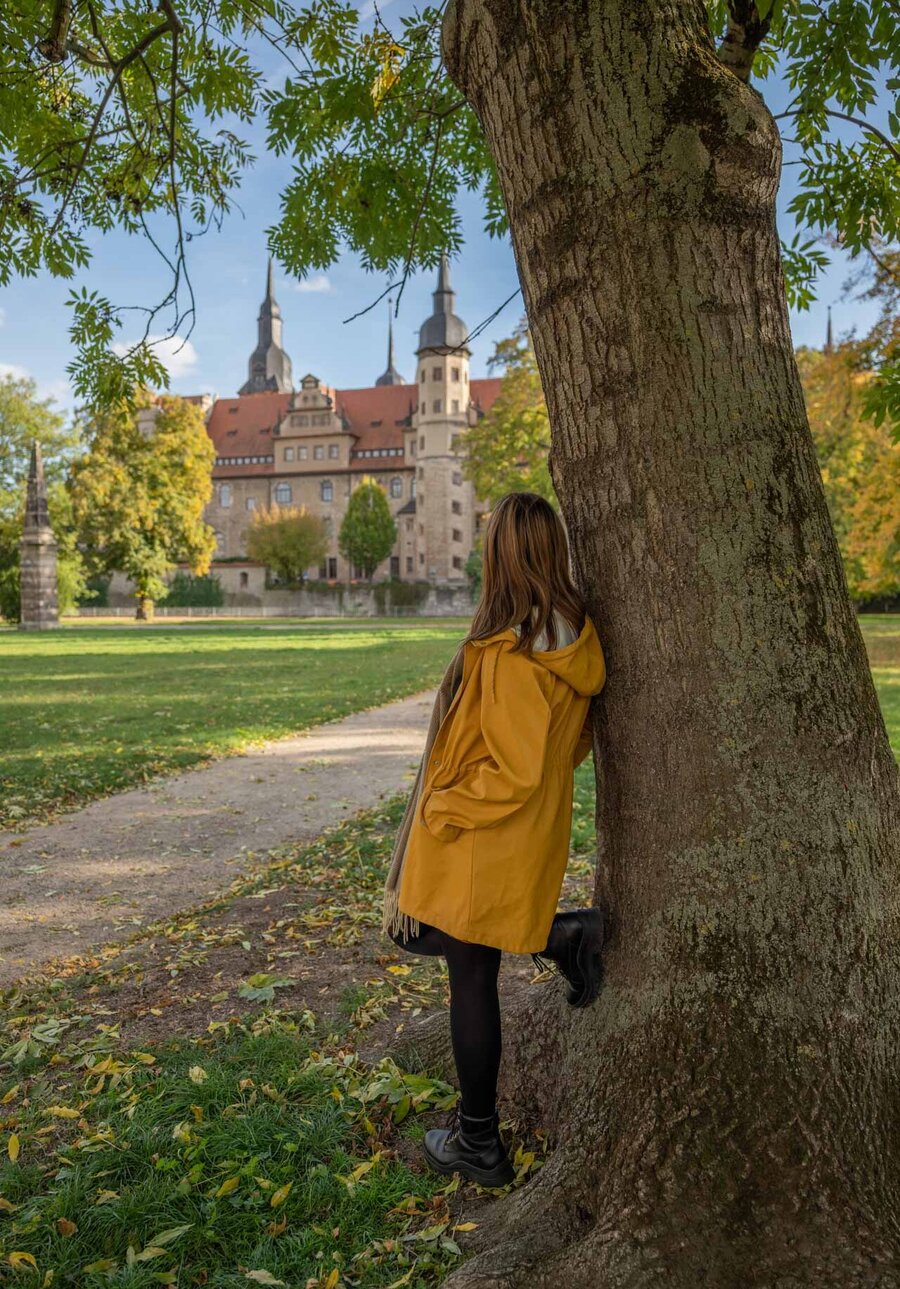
[464,492,586,653]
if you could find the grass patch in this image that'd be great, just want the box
[0,623,466,829]
[0,794,570,1287]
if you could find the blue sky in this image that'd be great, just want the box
[0,4,888,413]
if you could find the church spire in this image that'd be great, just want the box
[238,257,294,395]
[375,301,405,385]
[825,305,834,356]
[417,253,470,355]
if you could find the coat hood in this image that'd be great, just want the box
[470,614,606,700]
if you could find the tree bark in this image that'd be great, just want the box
[440,1,900,1284]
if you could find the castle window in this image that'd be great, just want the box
[452,528,462,542]
[321,480,333,502]
[218,483,233,508]
[432,367,441,381]
[274,482,292,504]
[285,447,295,461]
[411,478,416,497]
[419,435,425,449]
[299,446,308,459]
[453,471,463,485]
[451,434,460,451]
[420,369,426,383]
[417,466,424,479]
[451,500,462,515]
[240,571,249,588]
[432,399,442,414]
[419,552,424,565]
[452,400,460,414]
[293,415,308,427]
[329,443,339,458]
[246,496,257,512]
[406,556,413,573]
[390,476,402,498]
[453,556,463,570]
[451,366,460,381]
[314,444,324,459]
[420,402,425,415]
[214,530,226,555]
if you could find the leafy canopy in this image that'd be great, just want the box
[1,0,897,417]
[245,503,329,583]
[69,395,217,612]
[338,476,397,579]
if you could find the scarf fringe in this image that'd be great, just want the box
[381,884,421,941]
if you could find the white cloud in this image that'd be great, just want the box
[113,332,199,380]
[289,273,332,294]
[0,361,29,381]
[357,0,400,17]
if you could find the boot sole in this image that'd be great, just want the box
[423,1141,515,1188]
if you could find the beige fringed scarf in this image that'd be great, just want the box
[381,639,467,941]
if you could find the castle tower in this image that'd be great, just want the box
[413,255,473,583]
[18,442,59,630]
[238,259,294,394]
[375,305,405,386]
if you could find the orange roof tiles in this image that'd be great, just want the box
[207,378,503,478]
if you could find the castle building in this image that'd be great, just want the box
[202,257,501,594]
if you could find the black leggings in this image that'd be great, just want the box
[390,921,502,1120]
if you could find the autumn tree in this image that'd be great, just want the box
[459,320,553,506]
[70,396,216,619]
[245,503,328,585]
[3,0,900,1282]
[338,477,397,581]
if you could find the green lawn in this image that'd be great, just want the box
[0,623,467,829]
[1,615,897,831]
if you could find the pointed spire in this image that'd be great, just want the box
[238,256,293,394]
[417,253,470,355]
[433,253,454,313]
[375,299,405,385]
[825,305,834,356]
[24,441,52,533]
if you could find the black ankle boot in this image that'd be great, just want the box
[531,906,607,1007]
[423,1105,515,1187]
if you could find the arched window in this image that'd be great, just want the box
[274,482,292,505]
[390,476,402,498]
[321,479,333,502]
[218,483,233,508]
[411,478,416,498]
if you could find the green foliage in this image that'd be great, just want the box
[458,320,555,508]
[0,375,80,509]
[245,503,329,584]
[338,477,397,580]
[3,0,895,416]
[70,395,217,616]
[162,570,225,607]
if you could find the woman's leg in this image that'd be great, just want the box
[441,932,503,1120]
[388,920,447,957]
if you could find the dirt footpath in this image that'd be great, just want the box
[0,688,435,985]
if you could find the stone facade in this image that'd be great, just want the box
[19,442,59,630]
[200,257,501,589]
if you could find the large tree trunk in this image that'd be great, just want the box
[440,1,900,1284]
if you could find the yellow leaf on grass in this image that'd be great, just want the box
[8,1252,38,1271]
[46,1106,80,1120]
[454,1222,479,1231]
[216,1176,240,1198]
[269,1181,293,1209]
[7,1134,20,1162]
[188,1066,208,1085]
[0,1198,18,1212]
[56,1218,77,1237]
[386,965,411,975]
[1,1085,19,1104]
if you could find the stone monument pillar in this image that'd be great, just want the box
[19,442,59,630]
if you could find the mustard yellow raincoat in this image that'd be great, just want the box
[397,614,607,953]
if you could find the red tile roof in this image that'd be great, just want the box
[207,378,503,478]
